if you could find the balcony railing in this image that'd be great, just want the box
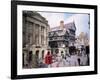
[49,36,69,41]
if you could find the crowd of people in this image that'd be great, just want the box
[24,46,90,68]
[38,46,90,68]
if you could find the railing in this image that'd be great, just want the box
[49,36,69,41]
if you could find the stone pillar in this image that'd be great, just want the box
[35,24,39,45]
[32,23,35,45]
[41,26,44,45]
[35,24,37,45]
[39,25,41,46]
[37,24,39,45]
[46,27,48,46]
[43,27,46,46]
[26,21,29,46]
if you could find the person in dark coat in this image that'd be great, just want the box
[45,51,52,67]
[86,45,90,65]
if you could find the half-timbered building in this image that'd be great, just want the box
[49,21,76,55]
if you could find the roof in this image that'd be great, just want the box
[51,22,76,31]
[23,11,49,26]
[64,22,76,30]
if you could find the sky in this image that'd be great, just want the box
[38,12,90,37]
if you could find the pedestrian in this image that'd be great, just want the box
[69,52,79,66]
[32,53,39,68]
[80,53,88,66]
[86,45,90,65]
[28,51,33,68]
[55,53,66,67]
[65,53,71,67]
[44,51,52,68]
[56,51,62,62]
[56,53,62,67]
[61,51,65,59]
[76,50,81,66]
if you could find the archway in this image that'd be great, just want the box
[28,51,33,63]
[35,50,39,58]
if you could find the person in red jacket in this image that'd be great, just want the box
[45,51,52,68]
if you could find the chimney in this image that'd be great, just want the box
[59,20,64,30]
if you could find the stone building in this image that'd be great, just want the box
[22,11,50,68]
[49,21,76,56]
[75,32,89,53]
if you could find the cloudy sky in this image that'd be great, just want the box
[38,12,90,37]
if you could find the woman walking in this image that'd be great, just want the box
[45,51,52,68]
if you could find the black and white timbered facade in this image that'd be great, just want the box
[48,21,76,55]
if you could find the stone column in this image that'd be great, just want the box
[37,24,39,45]
[46,27,48,46]
[32,23,35,45]
[26,21,29,45]
[35,24,40,45]
[35,24,37,45]
[39,25,41,46]
[43,27,45,46]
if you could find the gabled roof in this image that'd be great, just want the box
[50,27,60,31]
[64,22,76,30]
[23,11,49,26]
[51,21,76,31]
